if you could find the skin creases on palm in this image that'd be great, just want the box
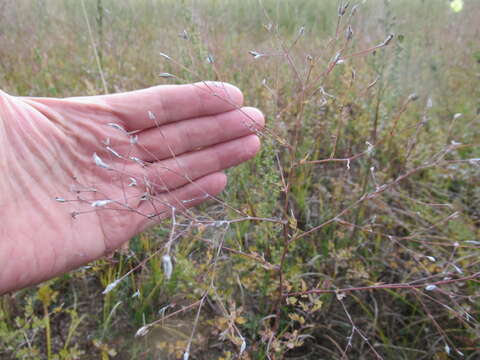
[0,82,264,293]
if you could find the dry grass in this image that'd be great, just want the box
[1,0,479,359]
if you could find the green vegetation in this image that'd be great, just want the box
[1,0,479,358]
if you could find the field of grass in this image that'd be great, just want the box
[1,0,479,359]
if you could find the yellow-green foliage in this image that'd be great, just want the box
[1,0,479,359]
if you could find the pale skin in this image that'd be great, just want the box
[0,82,264,294]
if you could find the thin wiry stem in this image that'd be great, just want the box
[80,0,108,94]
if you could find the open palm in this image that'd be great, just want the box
[0,82,263,293]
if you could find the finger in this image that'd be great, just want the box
[132,134,260,192]
[134,172,227,233]
[98,82,244,131]
[128,107,264,162]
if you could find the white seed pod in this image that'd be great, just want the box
[107,122,127,133]
[93,152,110,169]
[366,141,374,154]
[159,52,172,60]
[453,264,463,274]
[130,156,147,167]
[425,284,437,291]
[408,93,419,102]
[135,325,150,337]
[128,177,138,187]
[162,255,173,280]
[91,200,113,207]
[179,29,189,40]
[346,25,353,41]
[239,338,246,355]
[102,279,121,294]
[248,50,263,59]
[332,52,341,64]
[379,34,394,47]
[159,72,175,78]
[465,240,480,245]
[130,135,139,145]
[106,146,123,159]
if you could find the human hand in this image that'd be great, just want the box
[0,82,264,293]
